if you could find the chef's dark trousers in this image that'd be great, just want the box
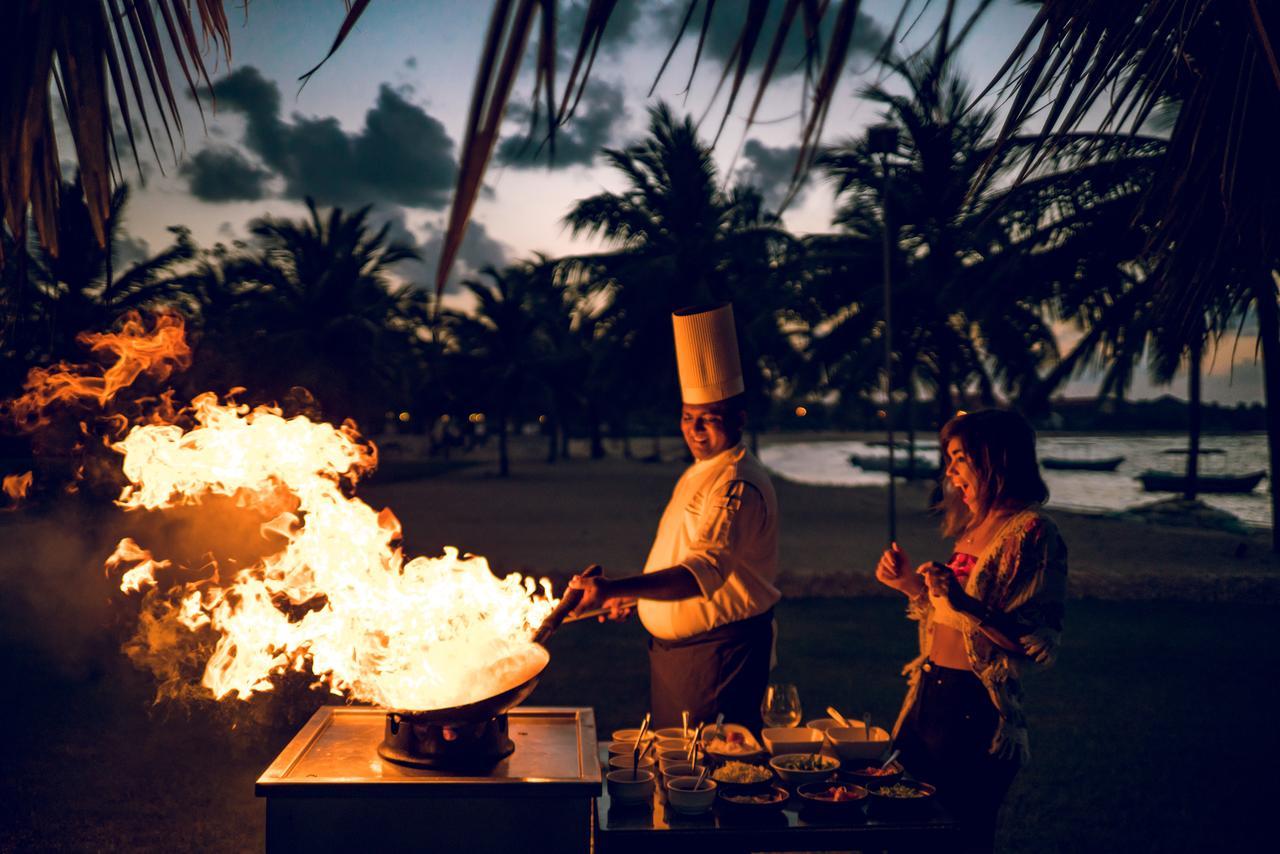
[895,660,1020,854]
[647,609,774,731]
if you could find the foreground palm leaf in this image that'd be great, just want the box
[0,1,231,264]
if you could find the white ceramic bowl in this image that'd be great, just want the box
[606,768,655,805]
[805,718,841,733]
[657,748,691,770]
[654,727,689,740]
[761,726,824,756]
[827,725,892,762]
[656,737,692,753]
[609,754,657,772]
[611,728,656,744]
[768,752,841,785]
[665,777,717,814]
[660,761,702,789]
[607,741,636,756]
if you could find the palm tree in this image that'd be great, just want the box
[12,176,195,367]
[563,103,799,453]
[443,259,560,477]
[811,48,1164,465]
[229,197,421,430]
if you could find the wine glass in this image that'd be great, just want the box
[760,683,802,728]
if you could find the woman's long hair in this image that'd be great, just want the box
[938,409,1049,538]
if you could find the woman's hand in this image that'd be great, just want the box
[920,562,983,616]
[876,542,925,598]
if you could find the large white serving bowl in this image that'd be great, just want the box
[761,726,824,756]
[827,725,892,762]
[606,768,655,805]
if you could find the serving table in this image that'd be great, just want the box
[594,743,957,854]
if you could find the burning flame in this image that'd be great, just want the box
[3,470,32,502]
[8,312,559,712]
[6,311,190,431]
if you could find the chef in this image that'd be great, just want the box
[569,303,780,730]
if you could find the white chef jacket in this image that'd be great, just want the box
[638,442,780,641]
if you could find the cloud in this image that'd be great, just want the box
[733,138,808,209]
[655,2,884,79]
[558,0,649,56]
[496,80,627,170]
[114,232,152,267]
[205,66,457,209]
[181,146,271,202]
[417,219,511,293]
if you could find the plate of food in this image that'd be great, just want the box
[717,784,790,815]
[710,760,775,794]
[701,724,765,760]
[866,780,936,818]
[769,752,840,785]
[796,781,868,818]
[841,760,903,788]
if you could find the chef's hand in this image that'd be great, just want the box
[876,542,924,598]
[568,572,635,622]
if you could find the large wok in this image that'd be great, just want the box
[385,565,599,726]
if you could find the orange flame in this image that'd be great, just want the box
[3,470,33,503]
[6,311,191,431]
[51,316,562,712]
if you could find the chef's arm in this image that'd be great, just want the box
[568,567,701,610]
[600,566,702,602]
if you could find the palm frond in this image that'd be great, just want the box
[1,1,232,266]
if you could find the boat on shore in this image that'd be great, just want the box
[847,453,940,480]
[1136,470,1266,494]
[1042,456,1125,471]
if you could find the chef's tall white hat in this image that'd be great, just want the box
[672,303,745,405]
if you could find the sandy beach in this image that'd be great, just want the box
[368,434,1280,603]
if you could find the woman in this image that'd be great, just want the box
[876,409,1067,852]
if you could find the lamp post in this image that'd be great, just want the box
[867,123,899,544]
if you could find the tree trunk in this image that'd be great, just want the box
[1254,270,1280,552]
[905,368,917,478]
[498,411,510,478]
[1184,336,1202,502]
[588,399,605,459]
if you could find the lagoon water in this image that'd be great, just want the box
[760,432,1272,529]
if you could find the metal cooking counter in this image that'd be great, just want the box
[257,706,600,852]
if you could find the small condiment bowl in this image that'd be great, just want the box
[611,728,656,744]
[656,737,692,753]
[654,727,688,740]
[761,726,824,756]
[657,748,691,770]
[607,741,637,756]
[609,754,657,772]
[661,761,702,789]
[827,725,892,762]
[606,768,655,805]
[665,777,717,814]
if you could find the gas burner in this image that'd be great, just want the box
[378,712,514,770]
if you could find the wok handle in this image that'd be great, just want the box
[533,564,602,646]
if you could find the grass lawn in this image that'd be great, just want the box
[2,597,1273,852]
